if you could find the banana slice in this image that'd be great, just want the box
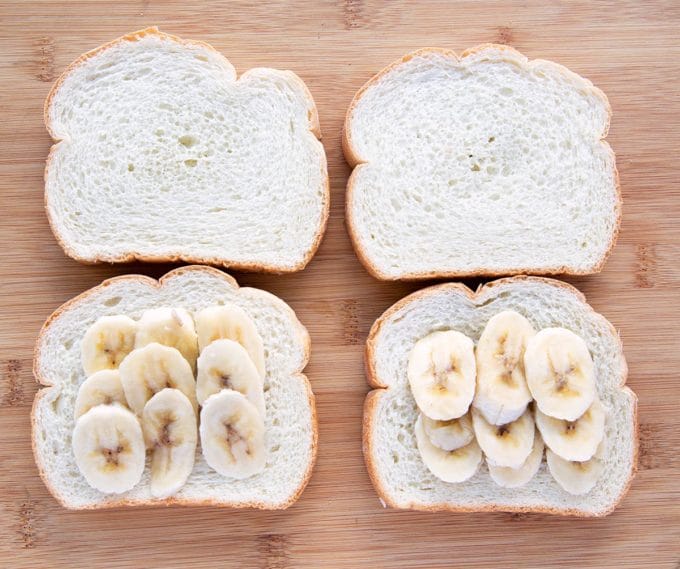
[200,390,266,479]
[135,307,198,371]
[524,328,596,421]
[488,431,544,488]
[119,343,198,416]
[196,339,265,416]
[421,412,474,451]
[81,315,137,375]
[195,304,266,379]
[74,369,128,419]
[142,388,197,499]
[546,439,606,495]
[474,310,535,425]
[414,414,482,483]
[536,398,605,461]
[407,330,476,420]
[472,407,534,468]
[72,404,145,494]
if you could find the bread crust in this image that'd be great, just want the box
[363,276,638,516]
[343,45,621,281]
[32,265,318,510]
[43,27,329,273]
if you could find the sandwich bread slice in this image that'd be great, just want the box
[344,45,620,280]
[45,28,329,272]
[364,277,636,516]
[32,266,316,509]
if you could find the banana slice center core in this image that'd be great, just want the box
[496,425,509,437]
[219,374,233,389]
[224,423,249,459]
[100,443,126,470]
[431,355,459,390]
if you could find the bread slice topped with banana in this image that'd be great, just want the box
[364,277,637,516]
[32,266,316,509]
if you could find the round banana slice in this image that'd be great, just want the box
[81,315,137,375]
[119,343,198,416]
[200,390,266,479]
[524,328,596,421]
[488,431,544,488]
[72,404,145,494]
[536,398,605,462]
[135,307,198,371]
[421,412,474,451]
[142,388,197,499]
[407,330,476,421]
[414,414,482,483]
[546,440,606,495]
[73,369,128,419]
[474,310,535,425]
[196,339,265,416]
[195,304,266,379]
[472,407,534,468]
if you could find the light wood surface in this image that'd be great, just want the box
[1,1,679,567]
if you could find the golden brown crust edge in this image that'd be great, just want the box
[342,45,621,281]
[362,276,637,516]
[43,27,329,274]
[32,265,318,510]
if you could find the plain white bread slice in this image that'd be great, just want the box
[32,266,316,510]
[344,45,620,280]
[44,27,329,272]
[364,277,637,516]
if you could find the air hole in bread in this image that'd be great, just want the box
[103,296,122,307]
[51,395,61,413]
[178,135,197,148]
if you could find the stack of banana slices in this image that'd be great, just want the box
[408,311,607,495]
[72,304,267,498]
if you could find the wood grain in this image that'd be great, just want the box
[1,1,679,567]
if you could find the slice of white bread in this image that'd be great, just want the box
[44,28,329,272]
[344,45,620,280]
[32,266,316,509]
[364,277,637,516]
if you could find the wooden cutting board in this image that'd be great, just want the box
[1,1,679,567]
